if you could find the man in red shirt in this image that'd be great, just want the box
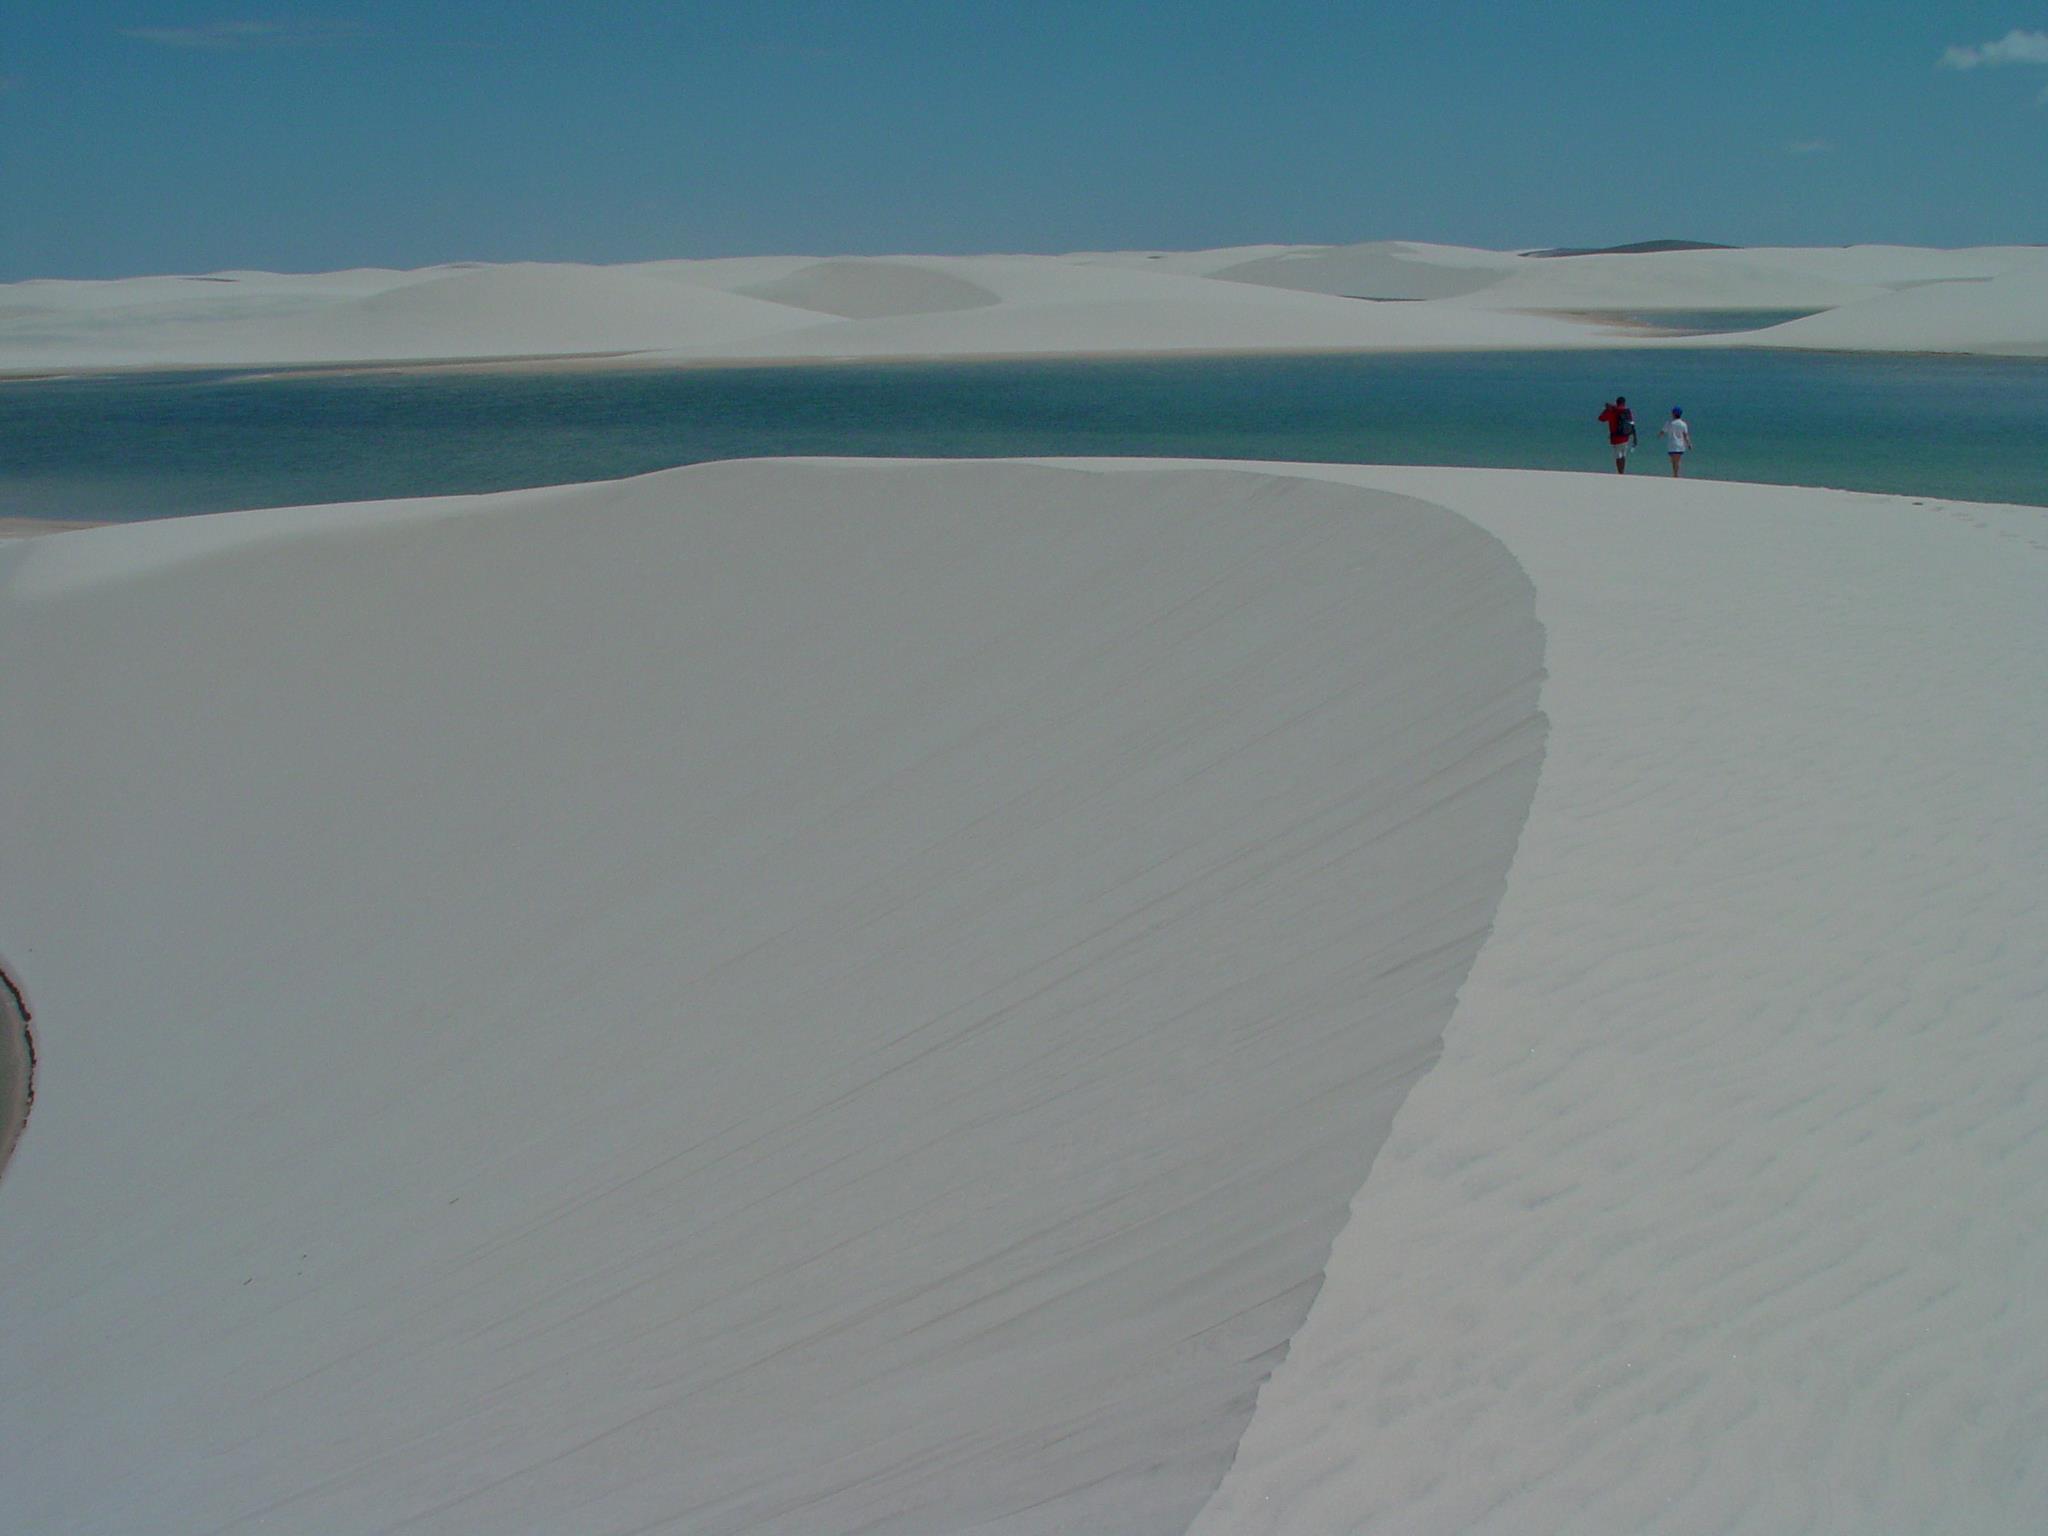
[1598,396,1638,473]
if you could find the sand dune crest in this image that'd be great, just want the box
[0,461,1546,1534]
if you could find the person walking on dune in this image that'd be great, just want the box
[1661,406,1693,476]
[1599,395,1637,473]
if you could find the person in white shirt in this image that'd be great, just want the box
[1660,406,1693,476]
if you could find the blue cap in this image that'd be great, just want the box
[1672,405,1683,415]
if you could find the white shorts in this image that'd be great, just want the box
[1611,440,1632,457]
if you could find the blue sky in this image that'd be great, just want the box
[3,1,2044,278]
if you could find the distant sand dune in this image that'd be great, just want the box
[690,255,1599,358]
[1728,265,2048,355]
[9,243,2048,370]
[1526,239,1735,257]
[289,263,820,358]
[737,258,1003,318]
[1438,249,1889,314]
[0,262,820,368]
[1211,240,1519,301]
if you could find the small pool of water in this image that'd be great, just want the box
[1595,309,1827,335]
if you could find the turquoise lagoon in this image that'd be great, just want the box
[2,348,2043,522]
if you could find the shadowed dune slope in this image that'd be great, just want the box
[0,263,821,367]
[1211,241,1517,301]
[0,461,1545,1535]
[736,258,1003,318]
[1729,265,2048,355]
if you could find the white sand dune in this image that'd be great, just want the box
[734,258,1003,319]
[629,254,828,291]
[0,461,1546,1534]
[1209,241,1523,302]
[1064,245,1324,277]
[1675,243,2048,288]
[1205,241,2048,325]
[7,245,2048,369]
[693,293,1595,360]
[664,254,1599,358]
[0,518,102,540]
[0,263,823,369]
[1451,251,1887,313]
[0,251,1599,369]
[1179,466,2048,1535]
[0,268,429,362]
[1724,265,2048,356]
[3,457,2044,1534]
[268,263,822,361]
[0,266,425,316]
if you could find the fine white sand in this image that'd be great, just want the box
[1182,466,2048,1534]
[1,457,2043,1534]
[8,243,2047,371]
[734,258,1004,319]
[1723,266,2048,356]
[1208,241,1527,302]
[671,254,1598,361]
[0,263,824,369]
[1265,241,2048,316]
[0,518,101,540]
[0,461,1546,1533]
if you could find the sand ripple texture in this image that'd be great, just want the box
[3,456,2041,1534]
[0,462,1544,1534]
[1177,466,2048,1535]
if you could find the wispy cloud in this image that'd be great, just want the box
[119,20,367,50]
[1786,138,1833,156]
[1940,28,2048,70]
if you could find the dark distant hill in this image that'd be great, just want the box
[1526,240,1736,258]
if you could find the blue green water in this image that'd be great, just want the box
[1605,309,1824,335]
[2,348,2044,522]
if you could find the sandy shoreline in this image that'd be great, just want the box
[10,334,2041,390]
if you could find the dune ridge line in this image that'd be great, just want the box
[4,241,2042,369]
[0,461,1547,1534]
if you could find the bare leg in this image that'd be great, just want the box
[1670,453,1682,477]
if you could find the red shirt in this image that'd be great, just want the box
[1599,404,1635,445]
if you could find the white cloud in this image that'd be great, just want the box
[1941,29,2048,69]
[1786,138,1833,156]
[119,21,366,50]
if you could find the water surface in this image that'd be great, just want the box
[1602,309,1824,335]
[1,348,2043,521]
